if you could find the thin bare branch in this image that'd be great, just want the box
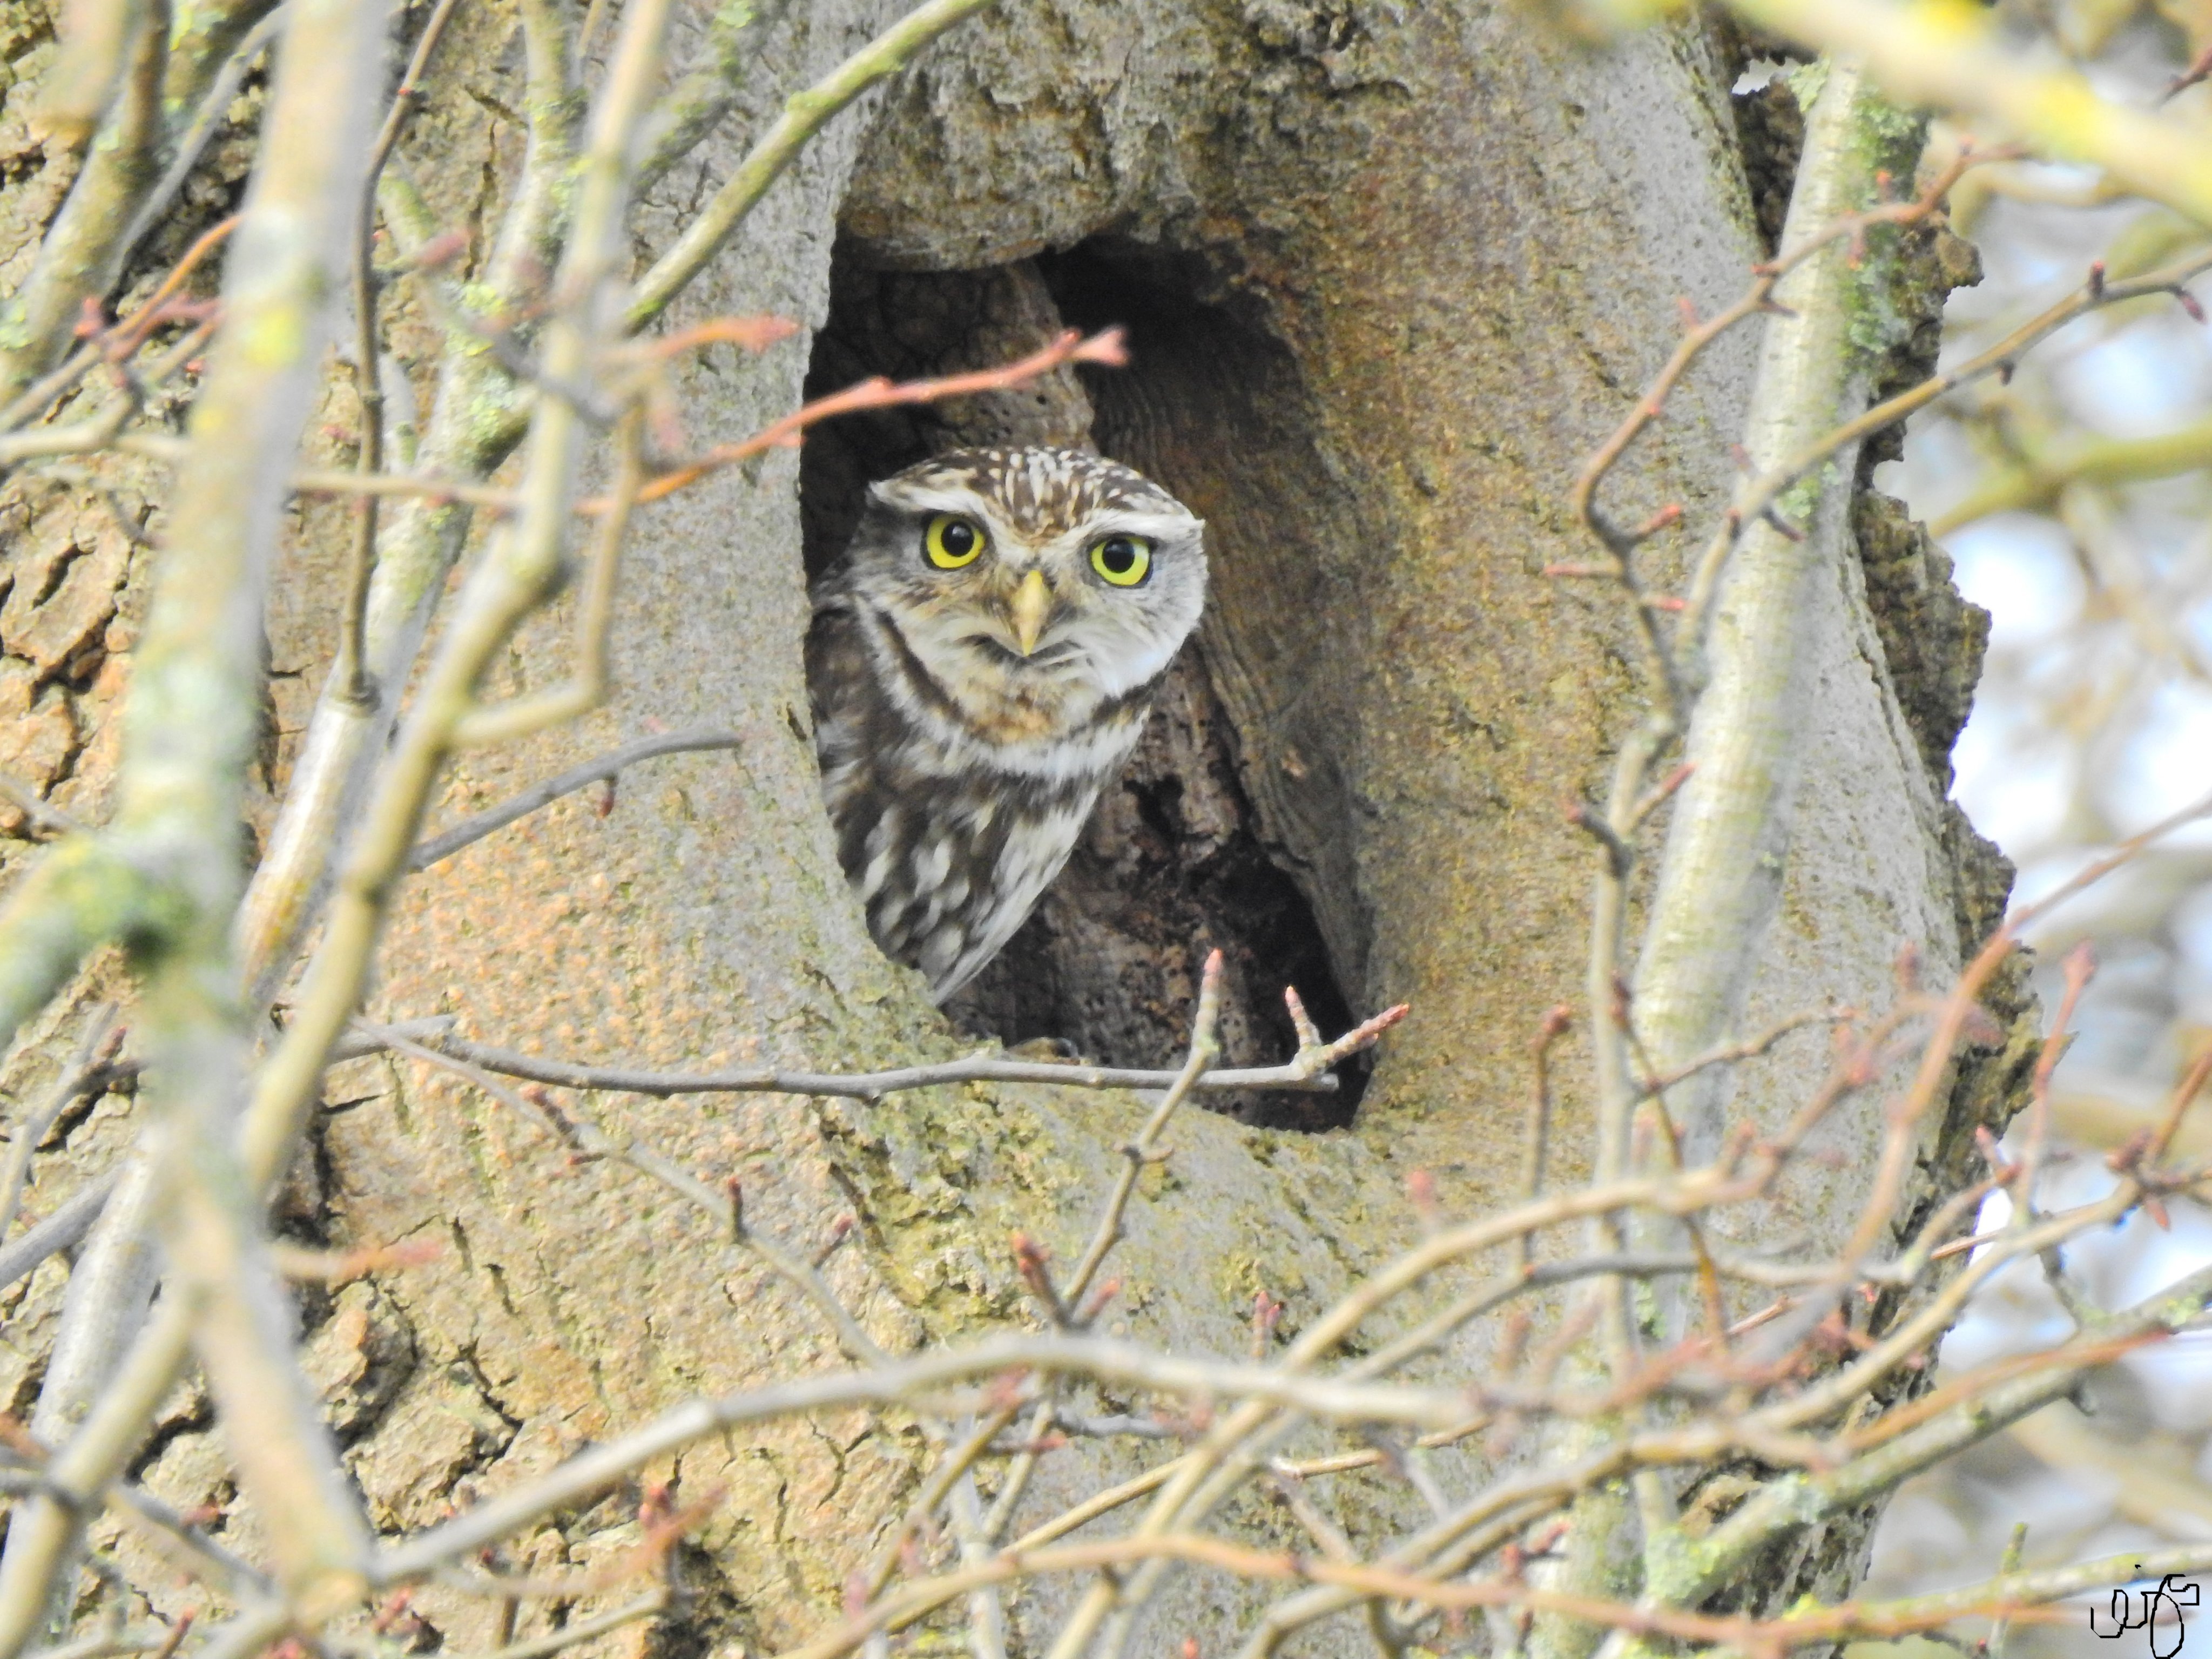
[0,1171,121,1293]
[338,0,469,708]
[625,0,1002,329]
[363,1022,888,1368]
[0,1005,119,1239]
[372,1334,1487,1583]
[614,329,1130,510]
[113,9,282,268]
[0,774,90,841]
[408,727,744,868]
[412,1001,1403,1103]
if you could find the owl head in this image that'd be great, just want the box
[833,447,1207,745]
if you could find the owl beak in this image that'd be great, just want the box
[1009,569,1053,657]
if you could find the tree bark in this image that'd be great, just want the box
[0,1,2022,1653]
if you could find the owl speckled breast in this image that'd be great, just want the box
[805,447,1208,1000]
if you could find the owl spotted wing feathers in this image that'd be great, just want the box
[807,447,1206,1000]
[811,590,1142,994]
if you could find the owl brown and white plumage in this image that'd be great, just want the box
[807,447,1208,1000]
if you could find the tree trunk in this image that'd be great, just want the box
[0,1,2022,1654]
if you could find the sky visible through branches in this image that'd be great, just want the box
[6,0,2212,1654]
[1872,12,2212,1640]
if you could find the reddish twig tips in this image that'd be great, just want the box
[1405,1168,1438,1217]
[1013,1233,1070,1327]
[148,1612,195,1659]
[1251,1290,1284,1358]
[1563,138,2015,736]
[26,4,2212,1641]
[627,314,800,362]
[610,327,1128,510]
[369,1593,417,1638]
[1076,1278,1120,1326]
[1198,944,1225,1000]
[1339,1002,1409,1050]
[1518,1007,1573,1264]
[101,215,238,358]
[413,1000,1393,1102]
[2146,1044,2212,1165]
[1630,761,1696,827]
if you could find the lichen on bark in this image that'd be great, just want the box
[0,0,2038,1650]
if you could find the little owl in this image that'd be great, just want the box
[807,446,1208,1000]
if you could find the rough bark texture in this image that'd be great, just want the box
[0,0,2023,1652]
[830,2,2019,1255]
[797,254,1368,1128]
[837,4,1763,1201]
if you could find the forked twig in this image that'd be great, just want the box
[410,997,1405,1104]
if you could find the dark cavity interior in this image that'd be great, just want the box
[799,238,1367,1130]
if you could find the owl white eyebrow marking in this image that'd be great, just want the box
[874,480,1005,521]
[1073,509,1198,543]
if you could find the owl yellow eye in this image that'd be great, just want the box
[923,514,986,569]
[1089,534,1152,587]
